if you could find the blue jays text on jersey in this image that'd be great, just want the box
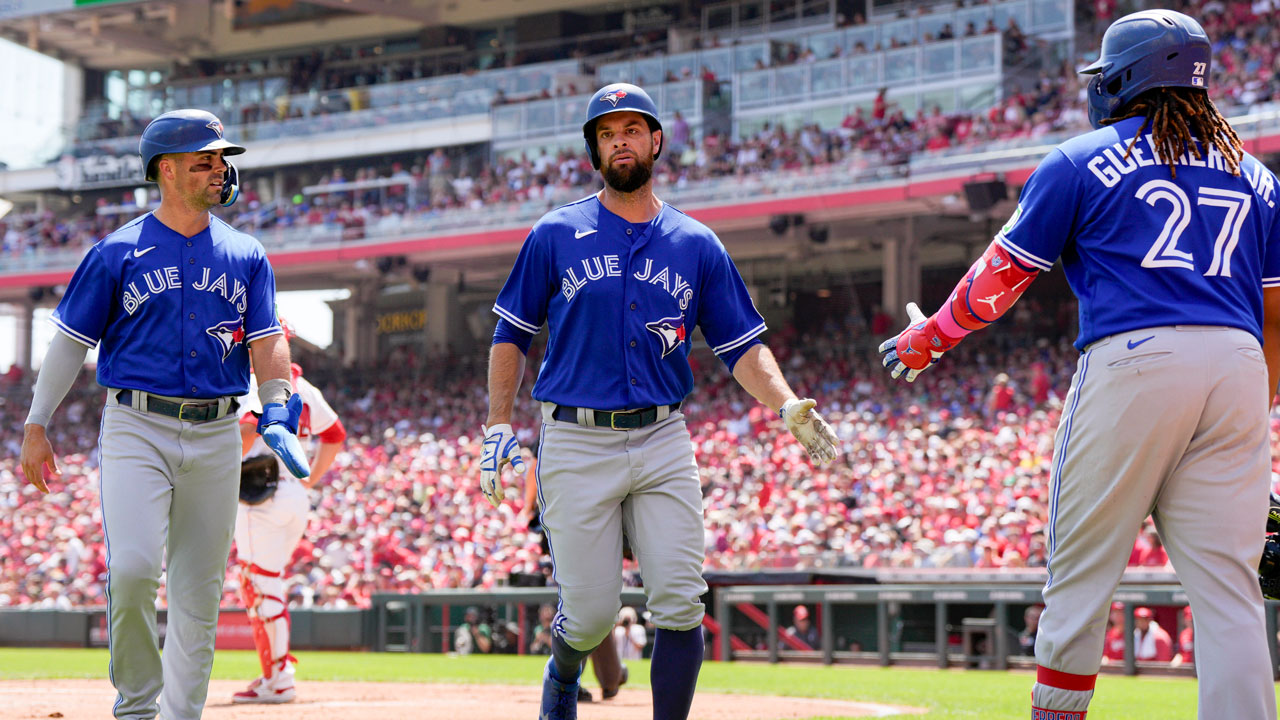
[996,115,1280,350]
[493,196,766,410]
[52,213,282,398]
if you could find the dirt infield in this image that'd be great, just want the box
[2,678,925,719]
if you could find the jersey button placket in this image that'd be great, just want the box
[621,250,638,406]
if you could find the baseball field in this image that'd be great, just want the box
[0,647,1257,719]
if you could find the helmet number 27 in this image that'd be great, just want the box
[1137,179,1252,277]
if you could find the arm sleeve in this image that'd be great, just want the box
[243,249,283,343]
[696,239,767,369]
[25,333,89,427]
[492,318,535,355]
[51,247,114,348]
[995,148,1087,272]
[492,230,553,335]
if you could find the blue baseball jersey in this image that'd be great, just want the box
[493,195,766,410]
[52,213,282,398]
[998,116,1280,349]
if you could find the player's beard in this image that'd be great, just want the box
[602,153,654,194]
[171,174,221,213]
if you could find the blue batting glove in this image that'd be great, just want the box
[258,393,310,479]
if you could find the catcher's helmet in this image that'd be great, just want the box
[138,109,245,206]
[1078,10,1211,130]
[582,83,662,170]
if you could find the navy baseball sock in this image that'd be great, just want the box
[650,627,704,720]
[550,635,591,683]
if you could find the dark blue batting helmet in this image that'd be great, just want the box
[139,109,245,205]
[1079,10,1211,130]
[582,83,662,170]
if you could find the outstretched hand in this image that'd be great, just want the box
[780,398,839,465]
[878,302,941,383]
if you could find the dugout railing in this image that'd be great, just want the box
[370,587,651,654]
[711,584,1280,678]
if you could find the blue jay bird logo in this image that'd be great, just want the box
[601,89,629,107]
[206,319,245,361]
[206,120,225,137]
[645,315,687,357]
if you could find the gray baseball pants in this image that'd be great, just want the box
[1033,326,1276,720]
[99,391,242,720]
[536,403,708,651]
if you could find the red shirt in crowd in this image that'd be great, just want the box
[1176,625,1194,666]
[1103,627,1126,661]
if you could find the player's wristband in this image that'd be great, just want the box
[258,378,292,407]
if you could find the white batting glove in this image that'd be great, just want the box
[480,424,527,508]
[780,398,839,465]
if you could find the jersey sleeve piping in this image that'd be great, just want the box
[51,317,98,349]
[995,233,1054,272]
[492,303,541,334]
[712,321,767,355]
[1263,277,1280,288]
[245,326,284,343]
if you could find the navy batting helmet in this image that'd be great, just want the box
[1079,10,1211,130]
[582,83,662,170]
[139,109,245,206]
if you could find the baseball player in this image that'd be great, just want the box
[482,82,839,720]
[879,11,1280,719]
[232,346,345,704]
[18,109,310,720]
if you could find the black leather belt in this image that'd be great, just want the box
[116,390,238,423]
[553,403,681,430]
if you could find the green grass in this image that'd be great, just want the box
[0,647,1260,719]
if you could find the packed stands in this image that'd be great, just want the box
[4,296,1239,611]
[4,0,1280,612]
[10,0,1280,259]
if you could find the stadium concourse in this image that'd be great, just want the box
[0,302,1206,611]
[4,0,1280,255]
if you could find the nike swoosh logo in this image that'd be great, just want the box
[574,229,597,239]
[133,246,157,257]
[1127,336,1155,350]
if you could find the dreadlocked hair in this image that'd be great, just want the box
[1102,87,1243,179]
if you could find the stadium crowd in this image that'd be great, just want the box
[0,2,1276,632]
[8,0,1278,256]
[2,84,1082,257]
[1,292,1241,616]
[10,0,1280,257]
